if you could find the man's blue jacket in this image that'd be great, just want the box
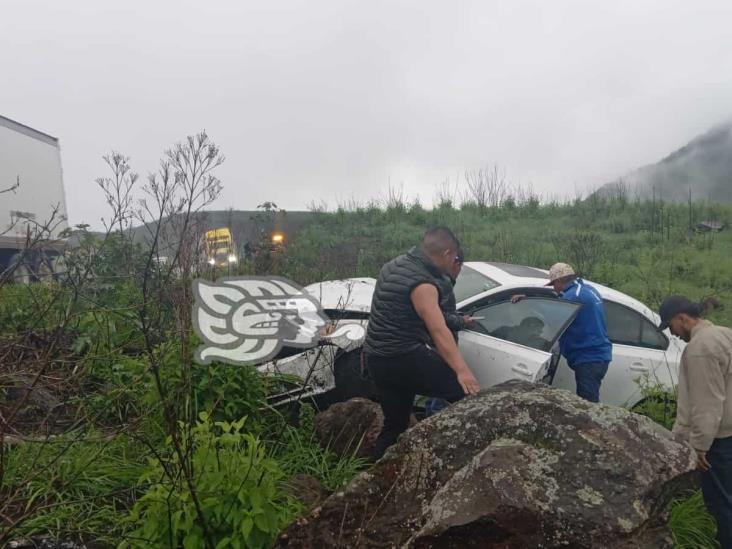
[559,278,612,367]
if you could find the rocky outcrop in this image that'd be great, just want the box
[279,380,697,548]
[314,397,383,459]
[286,474,331,511]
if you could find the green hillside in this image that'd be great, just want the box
[282,196,732,326]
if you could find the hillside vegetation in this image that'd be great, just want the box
[283,194,732,327]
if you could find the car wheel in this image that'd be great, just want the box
[630,393,677,430]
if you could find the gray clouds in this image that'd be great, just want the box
[2,0,732,226]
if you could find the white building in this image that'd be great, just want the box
[0,115,69,278]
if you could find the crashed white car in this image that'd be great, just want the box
[258,263,683,409]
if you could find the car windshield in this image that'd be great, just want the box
[453,265,500,302]
[468,298,581,352]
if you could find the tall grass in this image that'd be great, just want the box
[669,491,718,548]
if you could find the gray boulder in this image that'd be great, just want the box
[315,397,384,459]
[279,380,697,548]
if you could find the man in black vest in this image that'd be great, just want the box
[363,227,480,459]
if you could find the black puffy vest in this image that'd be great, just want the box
[363,247,445,357]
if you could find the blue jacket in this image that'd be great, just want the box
[559,279,612,366]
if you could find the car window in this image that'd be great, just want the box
[604,300,668,350]
[453,265,501,303]
[467,297,581,352]
[640,320,668,349]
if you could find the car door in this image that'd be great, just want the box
[551,300,673,407]
[458,297,581,389]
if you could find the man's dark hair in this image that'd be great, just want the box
[422,226,461,256]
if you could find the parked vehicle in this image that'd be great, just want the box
[258,263,684,410]
[0,115,68,282]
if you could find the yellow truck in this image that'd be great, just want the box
[204,227,237,268]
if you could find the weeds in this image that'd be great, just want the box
[670,490,719,548]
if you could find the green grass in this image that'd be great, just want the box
[670,491,718,548]
[2,432,148,545]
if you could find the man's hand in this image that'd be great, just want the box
[319,322,337,337]
[463,315,476,327]
[696,450,711,472]
[457,369,480,396]
[511,294,526,304]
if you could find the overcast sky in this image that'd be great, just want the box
[3,0,732,227]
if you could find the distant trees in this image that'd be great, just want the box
[464,165,508,211]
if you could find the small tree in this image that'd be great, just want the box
[552,231,606,279]
[464,164,508,211]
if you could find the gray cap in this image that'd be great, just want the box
[657,295,701,331]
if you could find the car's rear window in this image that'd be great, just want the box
[453,266,500,302]
[487,262,549,279]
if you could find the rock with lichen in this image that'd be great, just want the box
[314,397,383,459]
[278,380,697,548]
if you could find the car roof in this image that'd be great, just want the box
[305,263,661,325]
[463,261,550,287]
[462,261,660,323]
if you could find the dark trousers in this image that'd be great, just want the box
[702,436,732,548]
[569,361,609,403]
[367,345,465,460]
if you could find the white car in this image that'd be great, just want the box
[258,263,683,409]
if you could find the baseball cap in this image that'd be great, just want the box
[545,262,576,285]
[657,295,701,331]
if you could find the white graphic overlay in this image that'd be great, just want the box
[192,276,362,365]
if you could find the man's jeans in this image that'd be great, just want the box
[366,345,465,460]
[569,361,609,403]
[702,436,732,548]
[425,397,449,417]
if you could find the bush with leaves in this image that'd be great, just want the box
[121,413,298,549]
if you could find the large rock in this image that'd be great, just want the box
[314,397,383,458]
[279,380,697,548]
[286,474,331,511]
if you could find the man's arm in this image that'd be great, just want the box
[411,283,480,395]
[687,351,727,453]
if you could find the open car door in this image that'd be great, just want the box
[458,297,581,388]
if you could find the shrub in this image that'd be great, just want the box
[121,414,297,549]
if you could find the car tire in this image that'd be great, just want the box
[630,393,677,430]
